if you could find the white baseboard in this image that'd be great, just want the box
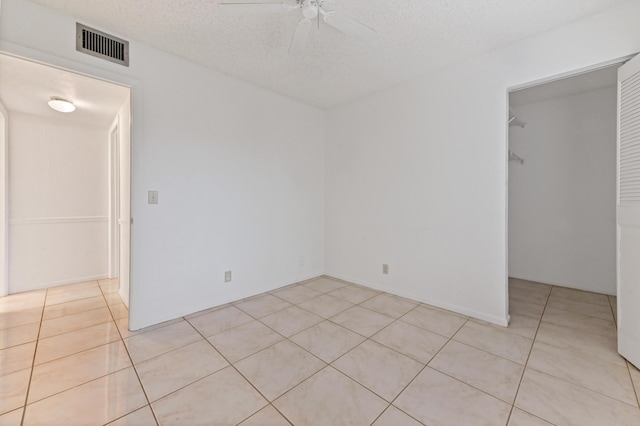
[11,274,110,294]
[325,273,509,327]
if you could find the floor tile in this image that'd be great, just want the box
[136,340,229,402]
[28,340,131,403]
[330,306,394,337]
[401,304,467,338]
[272,285,322,305]
[238,405,291,426]
[186,305,253,337]
[371,320,448,364]
[535,321,624,367]
[610,296,618,324]
[508,409,553,425]
[515,368,640,426]
[39,306,112,339]
[508,280,551,306]
[509,299,545,319]
[631,363,640,399]
[183,303,231,320]
[42,296,106,321]
[527,340,636,405]
[505,314,540,339]
[290,320,365,363]
[0,368,30,415]
[0,322,39,350]
[123,320,203,364]
[35,320,121,365]
[328,285,380,304]
[98,279,120,295]
[104,292,125,306]
[274,367,388,426]
[546,296,614,321]
[107,405,157,426]
[394,367,511,426]
[235,294,293,318]
[45,281,102,306]
[0,408,23,425]
[0,342,36,376]
[429,340,524,403]
[260,306,323,337]
[0,290,46,312]
[152,366,267,426]
[235,340,325,401]
[372,405,423,426]
[298,294,353,319]
[333,340,423,401]
[453,320,533,364]
[542,307,617,338]
[302,277,348,293]
[361,293,418,319]
[109,302,129,320]
[0,306,43,331]
[23,367,146,426]
[208,320,283,363]
[115,317,184,339]
[549,286,610,307]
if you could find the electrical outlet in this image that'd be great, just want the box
[224,271,232,283]
[382,264,389,275]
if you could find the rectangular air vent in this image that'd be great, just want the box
[76,23,129,66]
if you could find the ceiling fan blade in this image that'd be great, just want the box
[289,18,311,55]
[218,2,292,15]
[323,11,375,41]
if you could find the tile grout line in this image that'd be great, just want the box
[99,282,160,426]
[181,319,294,425]
[368,317,472,426]
[20,287,50,426]
[504,284,552,426]
[626,362,640,409]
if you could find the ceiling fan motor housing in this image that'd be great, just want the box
[301,0,319,20]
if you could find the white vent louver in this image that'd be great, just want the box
[620,71,640,204]
[76,23,129,66]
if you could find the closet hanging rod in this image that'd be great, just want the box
[509,108,526,128]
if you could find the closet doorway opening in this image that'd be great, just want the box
[0,53,132,307]
[507,64,621,319]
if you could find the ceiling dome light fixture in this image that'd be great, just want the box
[48,97,76,113]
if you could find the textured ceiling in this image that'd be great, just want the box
[0,54,130,127]
[27,0,629,108]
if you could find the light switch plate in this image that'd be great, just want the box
[148,190,158,204]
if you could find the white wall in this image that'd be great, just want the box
[325,1,640,325]
[0,0,326,329]
[8,112,109,292]
[508,87,617,295]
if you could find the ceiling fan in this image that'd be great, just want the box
[218,0,376,54]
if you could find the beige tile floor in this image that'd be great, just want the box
[0,276,639,425]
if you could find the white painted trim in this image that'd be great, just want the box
[0,101,8,298]
[109,120,120,279]
[10,216,108,225]
[36,274,110,290]
[326,273,510,327]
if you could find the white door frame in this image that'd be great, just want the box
[0,48,136,306]
[109,122,120,279]
[505,56,632,318]
[0,101,8,298]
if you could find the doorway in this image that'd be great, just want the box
[0,53,131,305]
[507,65,620,301]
